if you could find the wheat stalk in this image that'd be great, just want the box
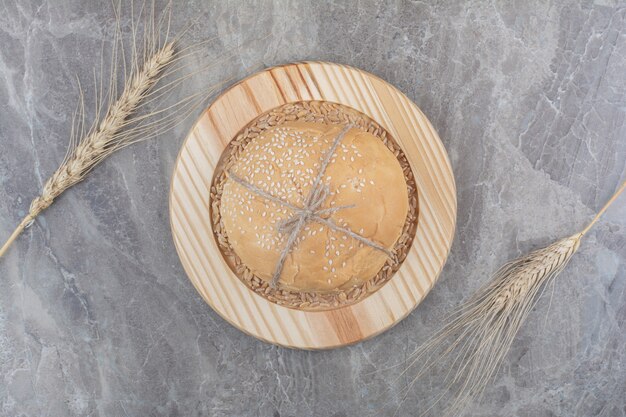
[0,1,249,258]
[0,38,174,259]
[388,181,625,416]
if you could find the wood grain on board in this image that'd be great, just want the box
[169,62,456,349]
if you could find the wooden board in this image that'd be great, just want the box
[169,62,456,349]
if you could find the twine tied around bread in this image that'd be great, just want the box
[227,124,394,288]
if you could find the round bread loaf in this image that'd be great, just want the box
[221,121,409,292]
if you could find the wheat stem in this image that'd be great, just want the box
[0,216,33,258]
[580,180,625,236]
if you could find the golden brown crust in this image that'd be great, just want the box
[220,121,409,292]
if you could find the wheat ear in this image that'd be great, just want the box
[0,0,269,259]
[0,2,185,257]
[0,0,260,258]
[0,42,175,258]
[390,181,625,416]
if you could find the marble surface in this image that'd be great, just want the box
[0,1,625,416]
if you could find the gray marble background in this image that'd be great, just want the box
[0,1,625,416]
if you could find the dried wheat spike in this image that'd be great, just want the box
[390,180,624,417]
[0,0,224,258]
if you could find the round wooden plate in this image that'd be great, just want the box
[169,62,456,349]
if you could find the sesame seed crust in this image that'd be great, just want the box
[210,101,418,311]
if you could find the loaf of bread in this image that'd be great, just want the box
[221,121,408,292]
